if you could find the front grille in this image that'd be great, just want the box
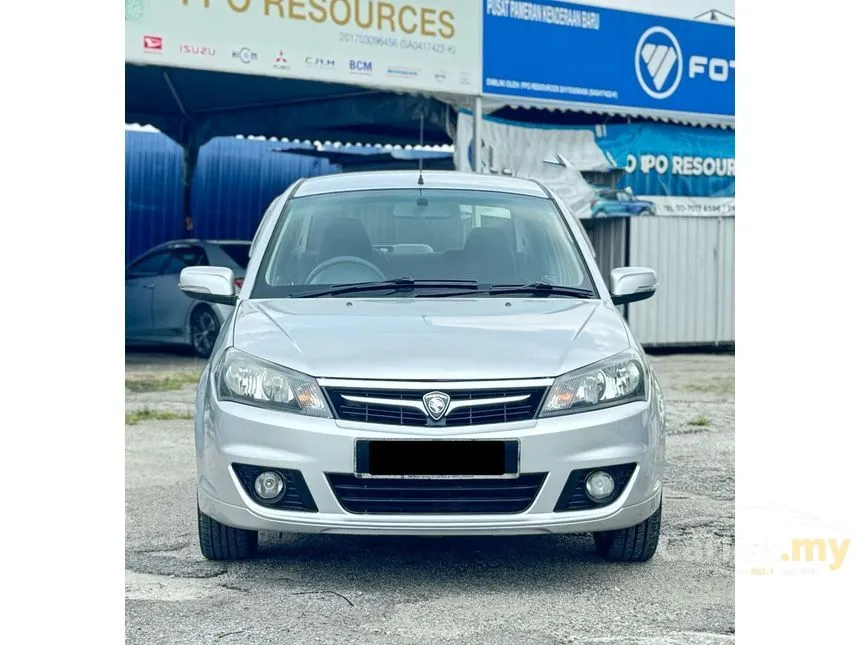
[327,473,547,514]
[553,463,637,512]
[324,385,547,427]
[232,464,318,512]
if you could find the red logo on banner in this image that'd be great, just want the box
[143,36,163,53]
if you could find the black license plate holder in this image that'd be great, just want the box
[354,439,519,479]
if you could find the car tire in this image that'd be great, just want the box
[189,305,219,359]
[198,505,258,561]
[592,497,662,562]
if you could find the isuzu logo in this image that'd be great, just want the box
[422,391,451,420]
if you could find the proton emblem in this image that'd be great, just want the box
[422,391,451,421]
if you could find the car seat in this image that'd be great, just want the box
[318,218,376,263]
[456,227,518,284]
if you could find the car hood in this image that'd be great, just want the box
[231,298,631,380]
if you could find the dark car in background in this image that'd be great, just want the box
[125,239,250,357]
[591,188,656,217]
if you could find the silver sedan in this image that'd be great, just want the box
[125,239,248,357]
[181,171,666,562]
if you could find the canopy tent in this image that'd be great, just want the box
[126,62,461,214]
[125,0,732,217]
[126,64,457,149]
[270,141,454,173]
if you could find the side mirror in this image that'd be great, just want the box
[609,267,658,305]
[179,266,238,306]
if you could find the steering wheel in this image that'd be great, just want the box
[305,256,387,285]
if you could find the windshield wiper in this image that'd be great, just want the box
[434,282,595,298]
[489,282,596,298]
[292,277,480,298]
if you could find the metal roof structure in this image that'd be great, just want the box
[126,64,457,150]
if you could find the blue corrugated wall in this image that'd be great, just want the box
[125,131,339,263]
[125,132,185,262]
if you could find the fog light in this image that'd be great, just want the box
[254,471,285,501]
[585,471,615,501]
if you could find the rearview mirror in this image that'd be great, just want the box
[392,201,455,218]
[180,266,237,306]
[609,267,658,305]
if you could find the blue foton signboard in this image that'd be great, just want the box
[483,0,735,119]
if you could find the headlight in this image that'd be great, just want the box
[215,348,331,417]
[540,349,648,417]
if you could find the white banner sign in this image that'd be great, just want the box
[125,0,480,95]
[646,196,735,217]
[455,111,608,219]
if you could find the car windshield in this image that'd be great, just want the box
[251,188,595,298]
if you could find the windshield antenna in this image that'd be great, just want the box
[417,114,425,186]
[415,114,428,205]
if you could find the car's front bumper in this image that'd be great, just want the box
[195,375,665,536]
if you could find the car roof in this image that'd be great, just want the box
[292,170,548,198]
[153,239,250,249]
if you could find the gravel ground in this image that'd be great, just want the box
[125,350,735,644]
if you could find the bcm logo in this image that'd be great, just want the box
[635,26,734,100]
[349,60,372,74]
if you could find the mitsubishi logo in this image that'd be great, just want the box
[422,391,451,421]
[635,26,683,100]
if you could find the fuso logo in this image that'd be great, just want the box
[635,26,735,100]
[143,36,163,53]
[349,60,372,74]
[635,26,682,99]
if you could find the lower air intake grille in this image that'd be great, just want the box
[326,473,547,514]
[232,464,318,512]
[553,463,637,512]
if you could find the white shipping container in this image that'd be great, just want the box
[627,216,735,347]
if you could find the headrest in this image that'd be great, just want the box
[318,218,374,262]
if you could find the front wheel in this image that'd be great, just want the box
[198,505,258,561]
[189,305,219,358]
[592,498,662,562]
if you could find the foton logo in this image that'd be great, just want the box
[635,26,735,100]
[689,55,735,82]
[635,27,681,99]
[143,36,163,53]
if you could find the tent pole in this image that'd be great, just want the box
[473,96,483,173]
[181,143,199,236]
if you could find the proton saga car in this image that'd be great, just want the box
[180,170,666,562]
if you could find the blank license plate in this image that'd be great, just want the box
[355,440,519,478]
